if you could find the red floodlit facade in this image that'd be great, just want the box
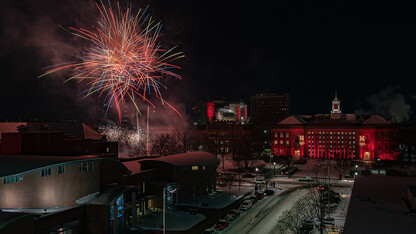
[271,94,399,161]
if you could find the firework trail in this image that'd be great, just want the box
[40,1,184,121]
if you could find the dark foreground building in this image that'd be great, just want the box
[0,122,219,233]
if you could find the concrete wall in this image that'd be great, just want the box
[0,161,100,208]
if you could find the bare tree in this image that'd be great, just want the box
[221,173,236,193]
[400,120,416,164]
[174,122,197,153]
[330,155,351,180]
[151,134,178,157]
[274,193,316,234]
[261,167,273,190]
[278,155,295,178]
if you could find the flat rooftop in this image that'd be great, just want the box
[344,176,416,234]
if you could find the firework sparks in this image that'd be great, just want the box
[98,124,144,148]
[40,1,184,121]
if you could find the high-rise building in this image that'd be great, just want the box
[250,93,290,130]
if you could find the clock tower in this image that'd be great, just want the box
[331,91,341,119]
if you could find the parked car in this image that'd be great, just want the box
[255,192,265,200]
[264,189,275,196]
[323,217,335,225]
[249,195,258,204]
[298,176,313,181]
[225,209,240,221]
[214,220,229,230]
[202,228,217,234]
[252,178,266,184]
[239,200,253,211]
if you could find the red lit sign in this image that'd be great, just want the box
[207,102,214,121]
[236,104,241,120]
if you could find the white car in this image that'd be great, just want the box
[251,178,266,184]
[298,176,313,182]
[239,200,253,211]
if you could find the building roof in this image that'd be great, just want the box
[362,114,391,125]
[140,152,219,167]
[0,122,26,140]
[278,116,307,125]
[27,122,102,140]
[276,114,391,127]
[0,155,128,178]
[0,211,38,232]
[85,185,136,205]
[0,122,102,141]
[344,176,416,234]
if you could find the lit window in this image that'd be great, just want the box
[286,132,289,138]
[203,166,206,170]
[280,132,283,137]
[286,141,289,146]
[192,166,198,171]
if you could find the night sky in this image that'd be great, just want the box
[1,0,416,122]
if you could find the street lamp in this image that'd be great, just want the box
[162,183,180,234]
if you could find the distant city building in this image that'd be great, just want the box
[271,94,399,160]
[250,93,290,130]
[192,100,248,126]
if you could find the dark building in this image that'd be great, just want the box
[0,122,117,157]
[250,93,290,130]
[0,151,218,233]
[271,94,399,160]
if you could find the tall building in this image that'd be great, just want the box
[250,93,290,130]
[271,94,399,160]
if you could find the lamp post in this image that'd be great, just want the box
[273,162,276,175]
[162,183,180,234]
[163,187,166,234]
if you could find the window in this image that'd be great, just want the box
[203,166,206,170]
[286,132,289,138]
[41,168,52,177]
[280,132,283,137]
[286,141,289,146]
[78,162,94,172]
[192,166,198,171]
[3,175,23,184]
[58,165,65,174]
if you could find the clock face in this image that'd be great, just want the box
[334,104,338,109]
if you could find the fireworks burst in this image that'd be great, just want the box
[40,1,184,121]
[98,124,144,148]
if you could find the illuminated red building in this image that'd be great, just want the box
[271,94,399,160]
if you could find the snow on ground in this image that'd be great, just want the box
[222,187,307,234]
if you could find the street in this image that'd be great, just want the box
[222,187,308,234]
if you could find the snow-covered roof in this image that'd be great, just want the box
[0,155,129,178]
[344,176,416,234]
[140,152,219,167]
